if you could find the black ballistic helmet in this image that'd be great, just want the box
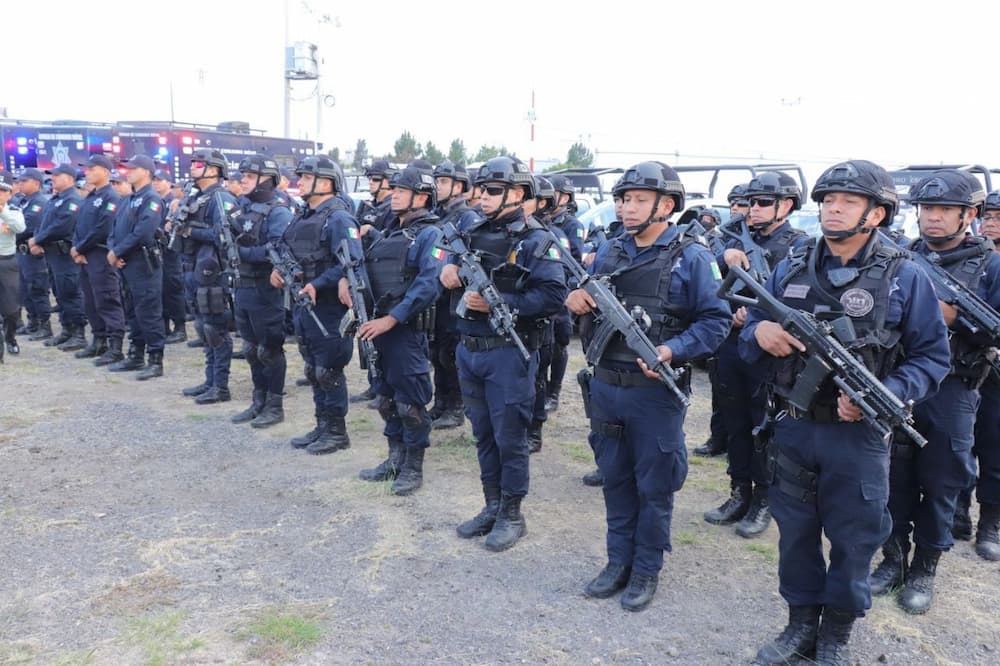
[699,207,722,226]
[295,156,346,193]
[548,174,576,203]
[365,159,393,179]
[909,169,986,211]
[433,160,471,193]
[727,183,750,205]
[475,156,534,191]
[613,161,686,212]
[391,159,438,209]
[534,175,556,208]
[985,190,1000,212]
[190,148,229,178]
[811,160,899,226]
[745,172,802,211]
[238,154,281,184]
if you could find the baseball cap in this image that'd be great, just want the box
[45,163,78,178]
[121,155,156,172]
[153,169,172,182]
[16,168,45,183]
[0,172,15,191]
[78,154,115,171]
[110,171,126,184]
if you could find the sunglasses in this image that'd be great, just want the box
[478,184,506,196]
[750,197,777,208]
[369,176,383,183]
[191,161,206,169]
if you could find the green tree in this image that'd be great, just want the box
[393,131,422,163]
[326,147,341,165]
[473,144,507,162]
[424,141,445,165]
[566,142,594,168]
[448,139,467,164]
[352,138,368,171]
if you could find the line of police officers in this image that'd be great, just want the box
[5,149,1000,664]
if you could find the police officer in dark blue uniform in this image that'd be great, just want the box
[15,169,52,340]
[70,155,124,362]
[355,159,397,232]
[696,207,726,253]
[442,156,568,551]
[954,191,1000,560]
[868,169,1000,614]
[354,161,445,495]
[152,169,187,344]
[276,156,363,454]
[541,174,585,413]
[106,155,167,380]
[743,161,950,663]
[29,164,87,351]
[704,172,809,538]
[567,161,730,612]
[428,159,480,430]
[177,149,239,403]
[228,156,293,428]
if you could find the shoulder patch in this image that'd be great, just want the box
[67,202,79,212]
[546,245,561,260]
[710,262,722,281]
[347,227,359,239]
[148,201,161,212]
[430,246,447,261]
[105,202,117,212]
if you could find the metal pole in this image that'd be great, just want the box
[283,0,291,137]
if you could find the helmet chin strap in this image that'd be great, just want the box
[822,201,876,241]
[486,185,522,221]
[920,207,969,246]
[301,177,334,203]
[625,193,670,236]
[393,190,426,216]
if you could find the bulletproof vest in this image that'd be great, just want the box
[177,186,215,256]
[912,236,994,377]
[283,201,349,282]
[358,197,393,230]
[773,237,906,400]
[437,199,473,229]
[597,235,694,365]
[366,213,437,314]
[236,199,279,280]
[754,224,805,271]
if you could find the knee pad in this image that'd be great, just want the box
[303,363,317,385]
[396,401,428,431]
[244,344,259,365]
[202,323,226,348]
[257,345,285,368]
[373,394,396,421]
[315,366,345,392]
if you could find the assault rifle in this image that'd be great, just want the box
[166,182,204,251]
[720,264,927,447]
[213,191,241,282]
[719,213,771,292]
[265,243,331,338]
[334,239,380,381]
[559,245,690,407]
[438,222,531,362]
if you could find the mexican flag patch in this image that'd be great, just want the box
[223,201,234,211]
[547,246,561,260]
[576,228,584,238]
[30,204,41,213]
[348,227,359,239]
[710,262,722,281]
[149,201,161,212]
[67,202,79,212]
[106,202,117,212]
[560,237,570,249]
[430,247,447,261]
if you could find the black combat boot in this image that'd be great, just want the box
[74,335,103,359]
[584,563,632,599]
[3,316,18,355]
[94,336,124,366]
[250,393,284,429]
[57,324,87,352]
[359,440,405,480]
[164,327,187,344]
[28,319,52,341]
[484,493,527,552]
[755,604,821,664]
[428,397,446,421]
[431,406,465,430]
[391,447,425,496]
[182,381,211,396]
[16,319,37,335]
[291,411,332,449]
[735,486,772,538]
[350,386,376,403]
[457,485,502,538]
[527,420,543,454]
[544,391,560,413]
[136,350,164,381]
[620,572,659,612]
[953,489,974,541]
[975,503,1000,561]
[194,385,230,402]
[693,434,727,457]
[898,546,941,614]
[231,389,266,424]
[306,416,351,455]
[814,607,855,666]
[108,343,146,372]
[582,468,604,487]
[44,325,72,347]
[869,535,909,596]
[704,482,751,525]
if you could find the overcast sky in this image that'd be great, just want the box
[6,0,998,185]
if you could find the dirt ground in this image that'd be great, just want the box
[1,329,998,665]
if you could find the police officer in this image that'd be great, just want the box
[29,163,87,351]
[704,172,808,538]
[869,169,1000,614]
[355,159,396,231]
[355,160,445,495]
[14,169,51,340]
[696,207,726,253]
[275,156,362,454]
[111,171,132,198]
[541,174,585,413]
[177,149,239,403]
[229,156,292,428]
[565,161,730,612]
[442,156,567,551]
[70,155,125,362]
[0,173,26,360]
[582,187,625,267]
[954,191,1000,560]
[152,169,187,344]
[106,155,167,379]
[428,160,480,430]
[743,161,949,663]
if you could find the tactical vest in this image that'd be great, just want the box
[595,235,694,365]
[911,236,994,379]
[178,188,215,256]
[236,199,279,284]
[284,202,348,282]
[366,214,436,315]
[773,237,906,403]
[754,225,805,271]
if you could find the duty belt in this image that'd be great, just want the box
[593,365,662,389]
[777,398,838,424]
[461,334,519,353]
